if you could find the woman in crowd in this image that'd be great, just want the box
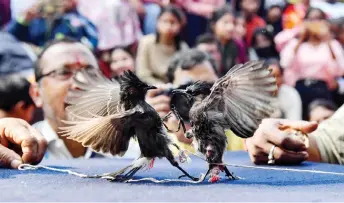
[98,47,135,79]
[280,20,344,119]
[209,5,247,77]
[136,5,188,85]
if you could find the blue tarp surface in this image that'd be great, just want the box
[1,151,344,202]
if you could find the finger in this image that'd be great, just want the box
[29,127,47,164]
[0,145,23,169]
[21,136,39,164]
[264,143,308,165]
[153,103,171,113]
[148,95,171,106]
[146,88,164,98]
[278,120,318,134]
[4,125,39,164]
[263,125,307,152]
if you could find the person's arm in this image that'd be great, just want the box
[136,37,164,84]
[5,2,40,44]
[309,105,344,164]
[326,40,344,77]
[0,118,47,169]
[274,26,301,52]
[280,39,299,87]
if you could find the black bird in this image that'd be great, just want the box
[59,69,198,182]
[172,61,277,182]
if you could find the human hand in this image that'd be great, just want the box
[0,118,47,169]
[21,1,43,23]
[246,119,318,165]
[146,87,171,117]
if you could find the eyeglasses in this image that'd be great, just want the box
[36,65,96,82]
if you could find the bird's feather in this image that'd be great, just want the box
[202,61,277,138]
[65,68,121,119]
[60,105,144,156]
[60,68,143,156]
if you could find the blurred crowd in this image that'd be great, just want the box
[1,0,344,165]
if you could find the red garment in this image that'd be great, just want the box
[245,15,266,47]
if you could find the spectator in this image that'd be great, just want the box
[240,0,266,46]
[195,33,222,73]
[78,0,142,52]
[6,0,98,50]
[249,27,280,61]
[265,5,283,36]
[136,5,188,85]
[29,38,102,159]
[308,99,337,124]
[267,59,302,120]
[0,75,35,123]
[275,7,328,51]
[109,48,136,79]
[280,20,344,119]
[177,0,225,46]
[234,12,247,43]
[209,5,247,77]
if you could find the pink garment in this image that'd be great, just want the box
[280,39,344,88]
[274,26,301,52]
[177,0,225,18]
[78,0,142,50]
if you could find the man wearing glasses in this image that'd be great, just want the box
[29,38,102,159]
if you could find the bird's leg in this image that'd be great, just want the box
[179,167,211,182]
[97,165,133,181]
[171,105,186,133]
[161,111,173,122]
[168,158,198,181]
[223,166,239,180]
[115,166,142,182]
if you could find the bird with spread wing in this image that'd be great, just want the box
[172,61,277,182]
[59,68,198,182]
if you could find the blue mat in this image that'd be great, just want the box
[1,151,344,202]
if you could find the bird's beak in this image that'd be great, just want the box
[145,85,157,90]
[172,89,187,95]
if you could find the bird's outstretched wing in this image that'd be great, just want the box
[202,61,277,138]
[60,68,143,156]
[60,106,143,156]
[65,68,121,118]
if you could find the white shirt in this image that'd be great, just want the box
[33,120,141,160]
[277,84,303,120]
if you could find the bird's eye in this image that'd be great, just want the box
[128,87,137,94]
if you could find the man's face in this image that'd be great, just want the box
[196,43,221,70]
[173,61,218,87]
[31,42,98,129]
